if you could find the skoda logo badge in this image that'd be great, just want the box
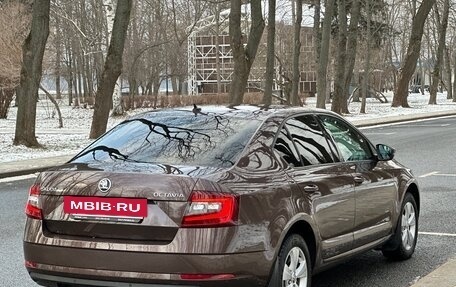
[98,178,112,193]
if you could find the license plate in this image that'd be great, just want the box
[64,196,148,218]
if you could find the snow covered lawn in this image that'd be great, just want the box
[343,92,456,122]
[0,92,454,163]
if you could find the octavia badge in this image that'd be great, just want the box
[98,178,112,193]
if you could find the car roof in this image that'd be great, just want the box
[128,105,339,121]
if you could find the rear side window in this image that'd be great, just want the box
[286,115,335,166]
[72,112,262,168]
[274,126,301,167]
[318,115,373,161]
[274,115,335,167]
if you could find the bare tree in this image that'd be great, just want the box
[262,0,276,107]
[103,0,124,116]
[392,0,435,107]
[316,0,334,109]
[444,47,452,100]
[331,0,348,114]
[89,0,132,139]
[0,2,30,119]
[290,0,303,106]
[228,0,265,107]
[54,10,62,100]
[39,85,63,128]
[343,0,361,103]
[429,0,449,105]
[453,45,456,102]
[360,0,372,114]
[313,0,321,74]
[14,0,50,147]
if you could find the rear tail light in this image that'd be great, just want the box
[25,184,42,220]
[182,191,238,228]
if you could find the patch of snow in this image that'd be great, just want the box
[0,96,152,163]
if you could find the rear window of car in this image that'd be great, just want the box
[72,111,262,168]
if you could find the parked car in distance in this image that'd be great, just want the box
[409,84,429,94]
[24,106,419,287]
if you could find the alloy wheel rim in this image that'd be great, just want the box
[401,202,416,251]
[282,247,308,287]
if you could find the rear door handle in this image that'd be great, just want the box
[303,185,319,192]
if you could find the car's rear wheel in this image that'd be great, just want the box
[382,192,418,260]
[268,234,311,287]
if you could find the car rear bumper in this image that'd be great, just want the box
[29,271,260,287]
[24,242,269,287]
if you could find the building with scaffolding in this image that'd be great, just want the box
[187,8,317,97]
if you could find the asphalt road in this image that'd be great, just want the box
[1,116,455,287]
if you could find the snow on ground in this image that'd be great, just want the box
[0,96,150,163]
[0,91,455,163]
[343,91,456,122]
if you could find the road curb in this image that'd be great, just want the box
[411,257,456,287]
[0,155,71,179]
[1,110,456,179]
[0,167,52,179]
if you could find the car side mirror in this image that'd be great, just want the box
[376,144,395,161]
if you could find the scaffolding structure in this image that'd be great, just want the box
[187,7,317,96]
[187,10,231,95]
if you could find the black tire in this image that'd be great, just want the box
[382,193,419,260]
[268,234,311,287]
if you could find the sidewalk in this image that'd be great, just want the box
[411,258,456,287]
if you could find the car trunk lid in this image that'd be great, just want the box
[38,162,223,242]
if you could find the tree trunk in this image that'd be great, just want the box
[76,57,82,106]
[55,14,62,100]
[316,0,335,109]
[313,0,321,68]
[14,0,50,147]
[360,0,371,114]
[420,58,425,95]
[392,0,435,107]
[90,0,132,139]
[65,34,73,106]
[103,0,124,116]
[445,47,452,100]
[291,0,303,106]
[262,0,276,107]
[171,75,178,95]
[429,0,449,105]
[228,0,265,107]
[331,0,348,114]
[0,87,15,119]
[40,85,63,128]
[453,47,456,102]
[81,53,89,102]
[343,0,361,104]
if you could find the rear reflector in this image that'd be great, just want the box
[180,273,235,280]
[25,184,42,220]
[181,191,238,228]
[25,260,37,268]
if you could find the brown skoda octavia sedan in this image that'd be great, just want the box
[24,107,419,287]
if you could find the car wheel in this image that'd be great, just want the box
[382,193,418,260]
[268,234,311,287]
